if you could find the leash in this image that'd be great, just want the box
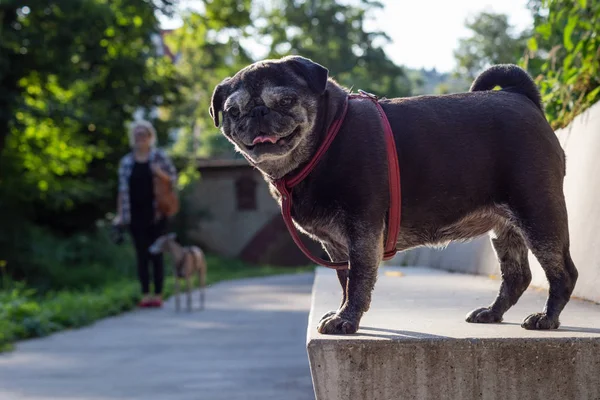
[273,90,401,270]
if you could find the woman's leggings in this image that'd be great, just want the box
[129,220,166,295]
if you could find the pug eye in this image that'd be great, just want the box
[227,107,240,117]
[278,97,294,107]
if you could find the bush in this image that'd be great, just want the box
[0,280,139,351]
[525,0,600,129]
[1,221,136,292]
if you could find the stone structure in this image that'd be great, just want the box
[307,267,600,400]
[184,158,321,266]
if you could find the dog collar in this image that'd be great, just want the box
[274,90,401,270]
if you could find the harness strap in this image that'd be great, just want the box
[274,91,401,270]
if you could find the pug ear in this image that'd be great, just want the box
[284,56,329,95]
[209,77,232,127]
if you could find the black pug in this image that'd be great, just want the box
[209,56,577,335]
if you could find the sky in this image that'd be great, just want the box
[159,0,533,73]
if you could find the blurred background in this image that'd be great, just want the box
[0,0,598,351]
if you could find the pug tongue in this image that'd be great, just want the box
[252,135,278,145]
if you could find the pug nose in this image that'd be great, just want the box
[250,106,269,119]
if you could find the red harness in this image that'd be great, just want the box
[273,91,401,270]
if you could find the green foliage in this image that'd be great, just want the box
[0,1,183,280]
[0,1,181,228]
[0,254,312,352]
[525,0,600,128]
[454,12,530,80]
[0,222,136,292]
[407,68,471,95]
[0,280,141,351]
[166,4,253,159]
[198,254,313,285]
[453,3,599,128]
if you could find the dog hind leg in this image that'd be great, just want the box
[515,196,577,329]
[174,276,181,312]
[467,223,531,323]
[198,268,205,310]
[522,237,577,329]
[186,277,192,311]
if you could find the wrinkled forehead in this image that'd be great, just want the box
[238,61,308,92]
[223,62,308,109]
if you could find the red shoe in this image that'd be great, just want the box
[138,298,152,308]
[149,298,163,308]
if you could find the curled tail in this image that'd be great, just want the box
[470,64,543,111]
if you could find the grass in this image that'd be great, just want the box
[201,254,313,284]
[0,254,313,352]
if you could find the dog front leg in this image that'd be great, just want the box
[317,229,383,334]
[319,243,349,323]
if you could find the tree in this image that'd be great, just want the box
[407,68,471,95]
[0,0,177,155]
[454,12,529,80]
[525,0,600,128]
[168,0,413,159]
[0,0,181,279]
[165,1,254,159]
[0,1,181,231]
[260,0,412,99]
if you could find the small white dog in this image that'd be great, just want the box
[149,233,207,311]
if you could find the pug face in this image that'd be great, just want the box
[209,56,329,166]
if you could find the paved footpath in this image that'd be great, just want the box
[0,273,316,400]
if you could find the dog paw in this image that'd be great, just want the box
[521,312,560,330]
[317,314,358,335]
[319,310,337,323]
[466,307,503,323]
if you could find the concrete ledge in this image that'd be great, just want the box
[307,267,600,400]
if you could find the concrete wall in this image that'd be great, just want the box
[387,101,600,303]
[186,167,280,257]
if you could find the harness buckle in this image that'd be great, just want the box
[358,89,379,100]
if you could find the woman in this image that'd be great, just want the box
[116,120,177,308]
